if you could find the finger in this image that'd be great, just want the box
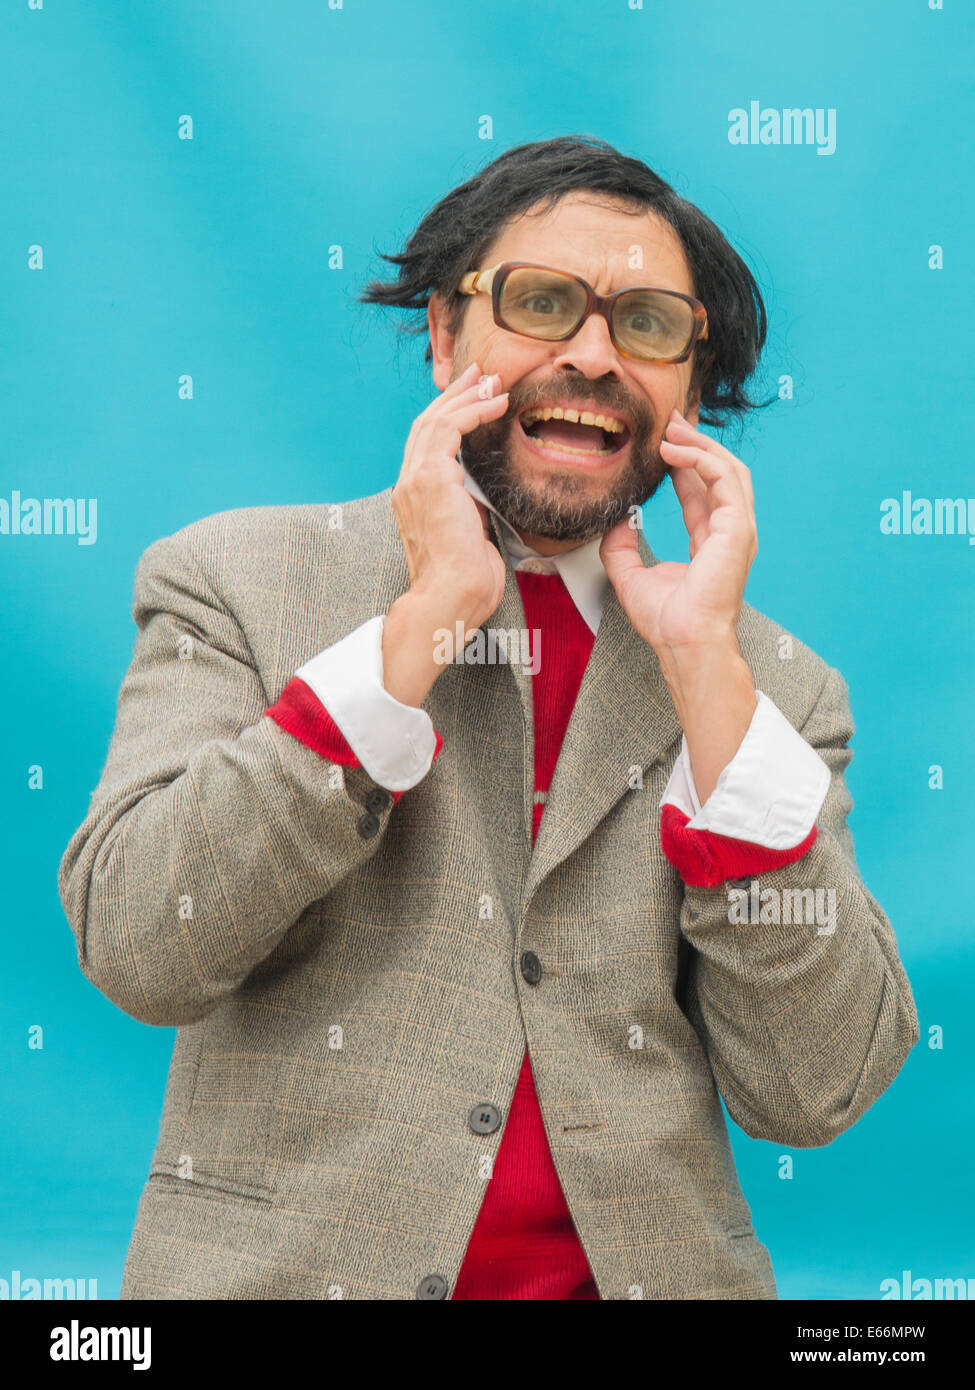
[666,466,711,557]
[660,440,750,510]
[665,422,753,503]
[665,412,737,462]
[424,390,510,448]
[599,518,645,591]
[407,368,494,440]
[414,376,509,438]
[426,368,502,417]
[438,361,483,400]
[665,413,753,492]
[662,446,757,562]
[667,465,708,520]
[665,416,754,509]
[402,388,510,484]
[662,463,745,526]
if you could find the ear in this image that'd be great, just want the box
[428,292,460,392]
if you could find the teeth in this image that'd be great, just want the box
[535,442,617,457]
[525,438,618,458]
[520,405,626,434]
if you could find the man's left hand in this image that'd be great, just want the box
[600,408,758,654]
[599,408,759,804]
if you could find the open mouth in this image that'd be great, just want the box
[517,405,631,459]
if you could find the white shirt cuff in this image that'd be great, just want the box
[659,690,830,850]
[294,617,438,794]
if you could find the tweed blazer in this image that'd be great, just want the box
[58,488,919,1300]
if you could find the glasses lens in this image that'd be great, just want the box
[497,267,588,340]
[613,290,695,360]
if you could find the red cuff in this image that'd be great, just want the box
[265,676,443,804]
[660,803,818,889]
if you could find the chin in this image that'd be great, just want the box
[461,431,662,541]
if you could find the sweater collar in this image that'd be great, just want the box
[461,466,609,637]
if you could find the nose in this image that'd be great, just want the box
[549,310,624,381]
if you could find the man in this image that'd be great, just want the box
[59,135,918,1300]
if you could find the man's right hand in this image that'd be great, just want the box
[382,361,510,708]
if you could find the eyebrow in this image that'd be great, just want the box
[512,263,688,292]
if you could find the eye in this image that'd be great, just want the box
[517,292,566,316]
[623,309,663,335]
[620,297,676,336]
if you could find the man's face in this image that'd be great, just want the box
[428,191,704,550]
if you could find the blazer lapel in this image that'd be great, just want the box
[523,530,683,907]
[483,510,537,848]
[366,495,682,904]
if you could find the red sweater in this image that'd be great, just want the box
[452,573,599,1299]
[265,571,816,1299]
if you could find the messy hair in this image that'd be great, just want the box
[359,134,775,431]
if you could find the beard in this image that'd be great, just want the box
[458,378,669,543]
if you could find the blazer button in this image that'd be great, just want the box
[469,1102,501,1135]
[365,789,390,815]
[357,812,380,839]
[416,1273,448,1300]
[520,950,542,985]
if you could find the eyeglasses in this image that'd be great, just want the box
[456,261,710,365]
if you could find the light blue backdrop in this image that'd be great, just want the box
[1,0,971,1300]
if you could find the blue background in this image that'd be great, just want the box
[1,0,971,1300]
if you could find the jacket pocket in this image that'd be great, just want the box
[165,1004,282,1194]
[147,1167,275,1205]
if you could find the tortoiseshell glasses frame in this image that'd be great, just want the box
[456,261,710,365]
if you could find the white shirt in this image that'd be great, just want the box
[293,468,829,845]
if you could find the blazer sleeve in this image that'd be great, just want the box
[266,616,443,798]
[659,690,827,886]
[58,531,412,1028]
[678,663,920,1147]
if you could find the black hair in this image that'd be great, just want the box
[358,134,776,432]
